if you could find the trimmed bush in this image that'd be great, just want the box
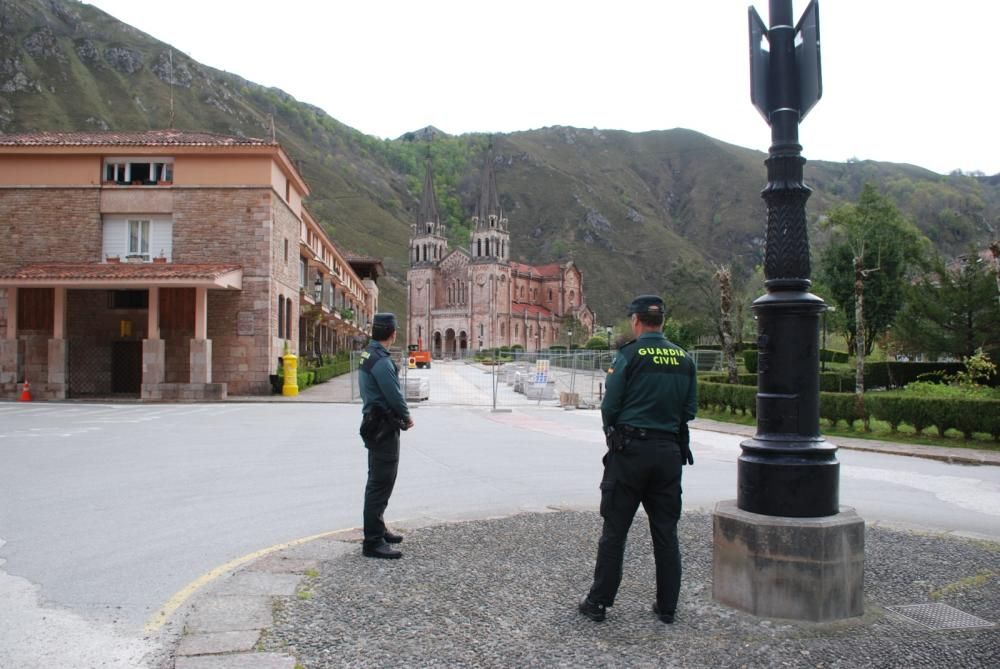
[743,350,758,374]
[864,362,965,389]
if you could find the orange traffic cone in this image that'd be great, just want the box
[19,379,32,402]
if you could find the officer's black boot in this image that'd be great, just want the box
[578,597,607,622]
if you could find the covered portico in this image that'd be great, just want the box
[0,263,242,400]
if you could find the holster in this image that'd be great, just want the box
[604,425,626,452]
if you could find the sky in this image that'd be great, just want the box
[85,0,999,176]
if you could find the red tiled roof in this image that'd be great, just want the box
[511,303,555,318]
[509,261,564,278]
[0,263,242,281]
[0,130,275,147]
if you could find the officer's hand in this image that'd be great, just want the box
[405,418,415,430]
[682,447,694,466]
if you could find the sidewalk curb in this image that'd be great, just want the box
[169,530,361,668]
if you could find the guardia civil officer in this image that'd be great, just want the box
[579,295,697,623]
[358,313,414,559]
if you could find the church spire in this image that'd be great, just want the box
[474,144,502,228]
[417,158,440,228]
[409,154,448,267]
[469,143,509,263]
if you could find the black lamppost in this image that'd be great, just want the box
[740,0,837,518]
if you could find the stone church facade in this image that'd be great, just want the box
[406,152,594,357]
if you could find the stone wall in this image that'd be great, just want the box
[0,188,103,267]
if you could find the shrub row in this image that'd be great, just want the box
[700,381,1000,439]
[740,354,965,391]
[865,393,1000,439]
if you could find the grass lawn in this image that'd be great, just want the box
[696,407,1000,453]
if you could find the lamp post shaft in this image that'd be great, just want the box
[738,0,838,518]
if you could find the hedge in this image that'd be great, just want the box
[700,381,1000,439]
[741,357,964,390]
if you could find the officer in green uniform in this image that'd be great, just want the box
[579,295,697,623]
[358,313,414,559]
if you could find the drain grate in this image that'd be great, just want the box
[887,603,995,630]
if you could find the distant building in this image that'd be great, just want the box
[407,151,593,356]
[0,130,381,399]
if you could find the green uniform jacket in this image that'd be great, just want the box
[601,332,697,433]
[358,341,410,422]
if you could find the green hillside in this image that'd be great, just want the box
[2,0,997,331]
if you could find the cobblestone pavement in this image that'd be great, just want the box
[173,510,998,668]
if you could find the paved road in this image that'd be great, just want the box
[1,401,998,667]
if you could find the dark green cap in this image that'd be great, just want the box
[371,312,397,339]
[627,295,665,316]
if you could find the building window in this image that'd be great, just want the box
[284,239,289,263]
[278,295,285,338]
[128,219,151,259]
[285,298,292,341]
[103,157,173,185]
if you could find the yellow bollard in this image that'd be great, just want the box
[282,352,299,396]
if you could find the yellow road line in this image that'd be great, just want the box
[144,527,356,633]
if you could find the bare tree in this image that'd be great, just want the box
[714,265,739,384]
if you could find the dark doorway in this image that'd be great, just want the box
[111,341,142,395]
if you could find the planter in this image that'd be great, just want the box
[153,257,167,264]
[106,256,121,263]
[269,374,283,394]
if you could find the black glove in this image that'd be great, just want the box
[679,422,694,466]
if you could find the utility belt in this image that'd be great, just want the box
[617,424,679,442]
[360,405,408,441]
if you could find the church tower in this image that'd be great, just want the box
[469,147,509,264]
[407,159,447,350]
[409,159,448,267]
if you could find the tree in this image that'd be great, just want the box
[714,265,739,383]
[891,253,1000,360]
[818,184,927,402]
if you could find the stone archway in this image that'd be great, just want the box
[433,331,443,359]
[445,328,456,357]
[459,330,469,357]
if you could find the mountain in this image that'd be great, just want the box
[2,0,998,333]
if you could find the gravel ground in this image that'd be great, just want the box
[262,511,999,668]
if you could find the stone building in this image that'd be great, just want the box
[0,130,380,399]
[407,151,593,356]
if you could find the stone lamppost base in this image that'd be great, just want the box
[712,499,865,622]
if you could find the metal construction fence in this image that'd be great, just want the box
[348,350,615,409]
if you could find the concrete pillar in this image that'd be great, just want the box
[0,338,19,385]
[5,286,16,339]
[712,500,865,622]
[147,286,160,340]
[194,287,207,341]
[48,338,67,387]
[142,339,165,386]
[190,339,212,384]
[53,287,66,339]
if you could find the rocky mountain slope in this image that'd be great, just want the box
[2,0,997,331]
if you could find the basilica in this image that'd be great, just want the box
[407,151,594,358]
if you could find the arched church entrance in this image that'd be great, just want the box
[433,331,443,359]
[445,328,456,357]
[459,331,469,357]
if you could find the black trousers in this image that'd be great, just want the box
[588,438,683,612]
[362,427,400,548]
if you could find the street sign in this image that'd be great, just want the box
[748,6,770,122]
[533,359,550,386]
[748,0,822,123]
[795,0,822,120]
